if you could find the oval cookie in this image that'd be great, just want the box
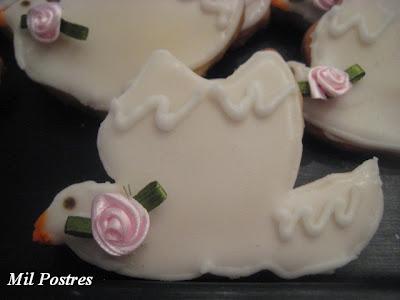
[4,0,244,110]
[303,0,400,153]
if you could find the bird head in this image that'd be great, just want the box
[33,181,121,245]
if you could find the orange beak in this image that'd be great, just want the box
[33,211,52,245]
[0,9,7,27]
[271,0,289,11]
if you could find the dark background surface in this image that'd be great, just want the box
[0,9,399,299]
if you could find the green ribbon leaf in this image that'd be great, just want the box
[64,216,92,238]
[60,19,89,41]
[298,81,311,97]
[20,15,27,29]
[345,64,366,83]
[135,181,168,212]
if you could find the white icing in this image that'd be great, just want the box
[43,160,383,280]
[288,61,310,82]
[200,0,234,30]
[0,0,16,10]
[275,186,360,241]
[5,0,244,110]
[327,5,395,44]
[306,0,400,153]
[37,50,383,280]
[241,0,270,31]
[110,79,295,132]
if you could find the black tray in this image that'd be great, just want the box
[1,10,399,299]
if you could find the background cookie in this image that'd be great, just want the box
[4,0,245,111]
[302,0,400,154]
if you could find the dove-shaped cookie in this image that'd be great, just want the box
[3,0,244,110]
[33,50,383,280]
[301,0,400,153]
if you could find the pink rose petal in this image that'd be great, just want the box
[91,193,150,256]
[27,3,62,43]
[308,66,352,100]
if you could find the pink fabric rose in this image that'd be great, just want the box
[308,66,352,99]
[313,0,340,11]
[27,3,62,43]
[91,193,150,256]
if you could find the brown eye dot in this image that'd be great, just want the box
[20,1,31,7]
[63,197,76,210]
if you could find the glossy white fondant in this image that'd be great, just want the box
[40,50,383,280]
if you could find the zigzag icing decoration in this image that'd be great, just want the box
[327,5,396,44]
[110,82,296,132]
[274,186,361,241]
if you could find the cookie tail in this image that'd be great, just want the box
[272,159,383,278]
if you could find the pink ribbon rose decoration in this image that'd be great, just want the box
[27,3,62,43]
[313,0,341,11]
[308,66,352,99]
[91,193,150,256]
